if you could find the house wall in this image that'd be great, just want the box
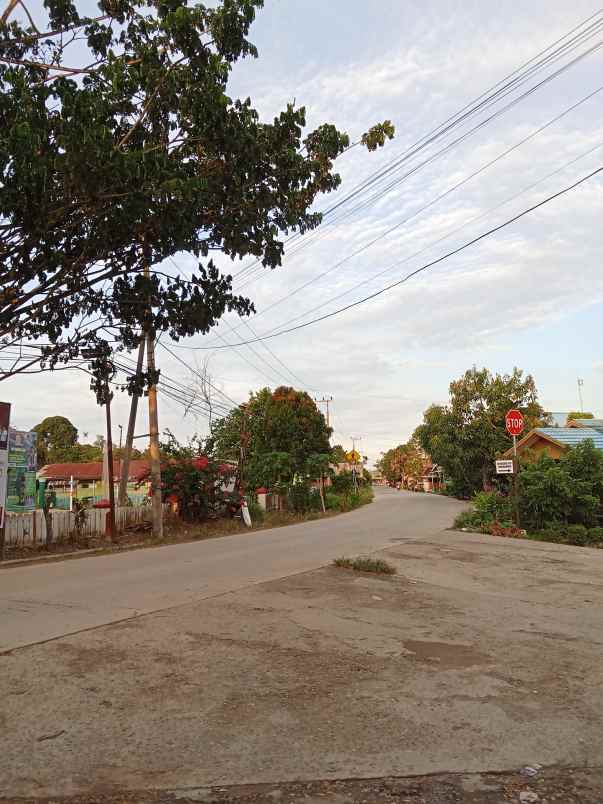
[517,438,566,461]
[43,479,150,509]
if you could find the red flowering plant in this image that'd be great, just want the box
[160,431,237,522]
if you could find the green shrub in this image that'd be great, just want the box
[331,471,356,493]
[287,482,321,514]
[586,527,603,546]
[325,486,373,513]
[473,491,512,523]
[564,524,589,546]
[527,524,603,547]
[453,510,483,530]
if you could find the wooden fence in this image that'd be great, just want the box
[3,505,156,548]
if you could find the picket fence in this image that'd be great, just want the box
[3,505,155,548]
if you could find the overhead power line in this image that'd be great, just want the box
[209,82,603,344]
[231,11,603,287]
[169,166,602,350]
[263,137,603,337]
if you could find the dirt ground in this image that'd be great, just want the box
[2,528,602,800]
[2,766,603,804]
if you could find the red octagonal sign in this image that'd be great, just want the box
[505,409,525,437]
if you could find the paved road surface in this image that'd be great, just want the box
[0,488,464,651]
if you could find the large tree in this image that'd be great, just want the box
[209,385,332,489]
[414,366,550,496]
[0,0,393,390]
[377,440,424,486]
[32,415,78,466]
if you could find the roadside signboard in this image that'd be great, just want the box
[495,459,514,474]
[6,428,37,513]
[346,450,361,463]
[0,402,11,527]
[505,409,525,437]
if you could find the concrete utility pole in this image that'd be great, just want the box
[351,435,362,493]
[146,330,163,539]
[118,338,145,506]
[315,396,333,428]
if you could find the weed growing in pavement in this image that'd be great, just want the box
[333,556,397,575]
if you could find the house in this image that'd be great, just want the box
[38,460,151,508]
[502,426,603,461]
[567,418,603,431]
[421,463,444,492]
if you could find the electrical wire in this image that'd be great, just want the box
[208,82,603,344]
[231,12,603,287]
[168,166,603,349]
[240,137,603,340]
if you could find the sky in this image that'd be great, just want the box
[5,0,603,465]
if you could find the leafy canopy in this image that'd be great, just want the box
[209,385,332,490]
[0,0,393,393]
[414,366,550,496]
[377,440,424,485]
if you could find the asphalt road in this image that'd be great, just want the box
[0,488,464,652]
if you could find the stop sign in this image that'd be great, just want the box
[505,409,525,436]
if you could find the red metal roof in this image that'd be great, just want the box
[38,460,150,482]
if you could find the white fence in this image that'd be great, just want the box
[3,505,155,548]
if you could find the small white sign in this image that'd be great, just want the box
[495,459,514,474]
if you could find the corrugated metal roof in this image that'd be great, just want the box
[571,418,603,431]
[535,427,603,449]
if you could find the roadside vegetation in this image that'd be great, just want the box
[333,556,397,574]
[454,441,603,548]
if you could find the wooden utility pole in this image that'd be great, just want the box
[118,338,146,506]
[105,372,117,542]
[146,330,163,539]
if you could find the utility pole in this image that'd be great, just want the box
[146,329,163,540]
[82,349,116,541]
[315,396,333,428]
[577,378,584,413]
[104,372,117,542]
[314,397,333,510]
[351,435,362,493]
[118,338,145,506]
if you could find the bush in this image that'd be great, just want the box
[453,510,483,530]
[331,471,356,493]
[473,491,512,523]
[518,442,603,531]
[287,481,322,514]
[326,486,373,512]
[586,527,603,546]
[527,524,603,547]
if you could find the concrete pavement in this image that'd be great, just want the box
[0,488,464,651]
[2,491,603,799]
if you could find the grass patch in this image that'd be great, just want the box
[333,555,397,575]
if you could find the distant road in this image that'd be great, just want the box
[0,487,464,651]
